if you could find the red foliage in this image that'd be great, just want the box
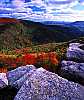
[11,64,17,68]
[49,52,59,65]
[14,49,21,54]
[38,52,49,61]
[22,54,37,65]
[0,51,59,72]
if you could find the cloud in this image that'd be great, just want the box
[44,0,75,4]
[12,0,25,7]
[79,1,84,5]
[0,0,84,22]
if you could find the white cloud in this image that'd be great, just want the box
[12,0,25,7]
[80,2,84,5]
[0,0,84,21]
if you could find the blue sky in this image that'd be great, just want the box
[0,0,84,22]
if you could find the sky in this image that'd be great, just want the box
[0,0,84,22]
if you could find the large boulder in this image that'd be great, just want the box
[11,69,36,89]
[60,60,84,85]
[14,68,84,100]
[67,43,84,61]
[6,65,36,86]
[0,73,8,88]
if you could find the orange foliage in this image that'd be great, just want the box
[0,18,20,23]
[38,52,49,61]
[0,68,7,73]
[0,51,59,72]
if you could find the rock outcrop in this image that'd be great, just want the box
[0,73,8,88]
[67,43,84,62]
[6,67,84,100]
[6,65,36,86]
[0,42,84,100]
[59,43,84,85]
[60,60,84,85]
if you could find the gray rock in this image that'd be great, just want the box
[67,43,84,61]
[0,79,7,88]
[14,68,84,100]
[0,73,8,88]
[12,69,36,89]
[6,65,36,86]
[60,60,84,85]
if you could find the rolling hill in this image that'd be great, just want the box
[0,18,84,50]
[70,21,84,32]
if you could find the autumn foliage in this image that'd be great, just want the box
[0,51,59,72]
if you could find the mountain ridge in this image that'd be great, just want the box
[0,18,83,50]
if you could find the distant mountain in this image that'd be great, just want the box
[70,21,84,26]
[69,21,84,32]
[41,21,71,25]
[0,18,83,50]
[42,21,84,32]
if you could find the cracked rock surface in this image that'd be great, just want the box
[60,60,84,85]
[0,73,8,89]
[67,43,84,61]
[13,68,84,100]
[6,65,36,86]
